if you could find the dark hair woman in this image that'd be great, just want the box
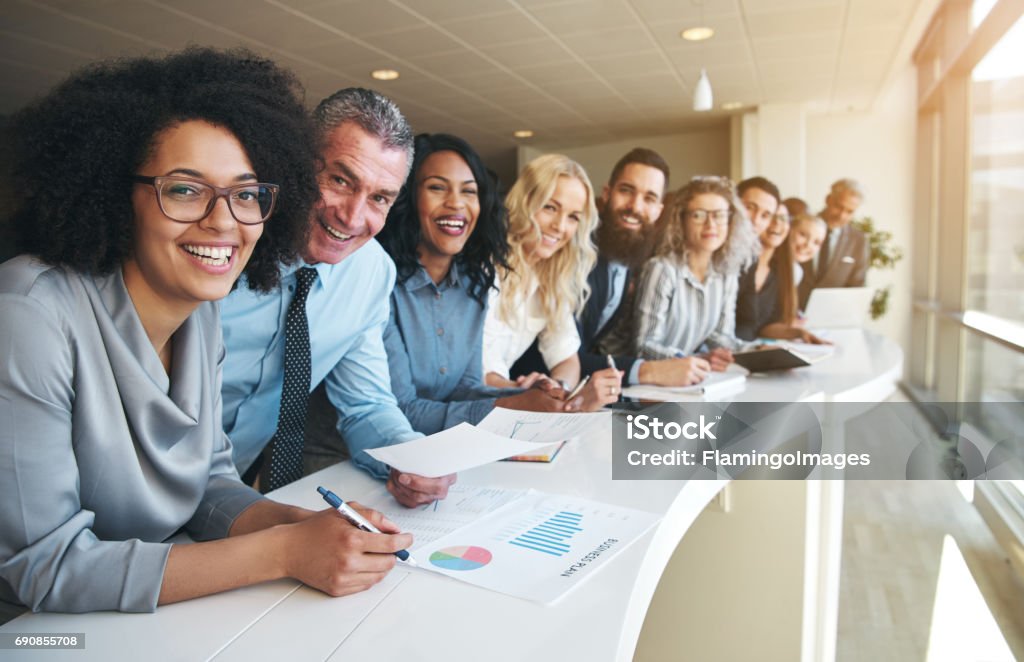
[378,133,579,432]
[0,48,406,622]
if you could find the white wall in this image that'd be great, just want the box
[517,126,730,193]
[805,65,917,351]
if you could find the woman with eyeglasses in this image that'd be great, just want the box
[482,154,621,410]
[377,134,574,435]
[602,176,759,384]
[0,49,401,621]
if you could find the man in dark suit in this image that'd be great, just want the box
[513,148,713,386]
[798,178,870,308]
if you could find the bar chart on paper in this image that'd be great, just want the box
[509,511,583,557]
[419,492,661,604]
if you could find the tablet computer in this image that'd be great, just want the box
[733,347,811,373]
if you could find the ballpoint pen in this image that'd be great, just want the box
[564,374,591,401]
[317,486,418,566]
[606,354,618,372]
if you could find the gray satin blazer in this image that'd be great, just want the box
[0,256,263,622]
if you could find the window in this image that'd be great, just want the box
[967,14,1024,324]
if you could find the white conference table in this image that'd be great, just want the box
[1,329,902,662]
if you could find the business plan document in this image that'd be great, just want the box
[412,491,661,604]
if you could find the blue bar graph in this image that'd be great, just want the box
[509,511,583,557]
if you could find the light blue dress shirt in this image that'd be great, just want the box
[384,263,511,435]
[220,241,421,479]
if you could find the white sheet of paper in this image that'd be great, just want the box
[364,422,552,477]
[359,483,529,551]
[477,408,610,443]
[414,491,661,605]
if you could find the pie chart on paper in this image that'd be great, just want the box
[429,545,493,571]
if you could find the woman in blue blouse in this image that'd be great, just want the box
[0,49,409,622]
[378,133,577,435]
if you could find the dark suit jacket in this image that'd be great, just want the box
[798,223,869,308]
[510,256,640,381]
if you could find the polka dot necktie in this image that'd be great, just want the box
[262,266,318,492]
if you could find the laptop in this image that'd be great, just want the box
[803,287,874,328]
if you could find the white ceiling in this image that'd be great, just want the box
[0,0,929,175]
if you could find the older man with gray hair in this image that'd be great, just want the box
[221,88,455,507]
[798,177,869,308]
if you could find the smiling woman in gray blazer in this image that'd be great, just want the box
[0,49,409,623]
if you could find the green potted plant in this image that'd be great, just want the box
[852,217,904,319]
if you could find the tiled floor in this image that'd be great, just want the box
[836,479,1024,661]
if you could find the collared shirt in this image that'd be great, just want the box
[385,262,509,435]
[627,255,749,359]
[221,240,421,480]
[0,256,261,620]
[482,274,581,379]
[813,221,841,273]
[596,260,629,334]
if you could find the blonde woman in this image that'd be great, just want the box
[483,154,621,410]
[602,176,760,384]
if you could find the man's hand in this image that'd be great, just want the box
[578,367,623,411]
[387,469,457,507]
[281,505,412,597]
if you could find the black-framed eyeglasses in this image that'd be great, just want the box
[685,208,730,226]
[132,175,279,225]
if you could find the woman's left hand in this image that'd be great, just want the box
[703,347,735,371]
[578,367,623,412]
[797,329,832,345]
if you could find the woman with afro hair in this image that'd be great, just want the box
[0,48,410,622]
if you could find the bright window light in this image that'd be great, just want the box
[972,15,1024,81]
[925,535,1015,661]
[972,0,997,28]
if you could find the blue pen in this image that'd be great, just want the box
[317,486,418,566]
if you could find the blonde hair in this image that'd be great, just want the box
[655,175,760,275]
[791,213,827,235]
[499,154,599,332]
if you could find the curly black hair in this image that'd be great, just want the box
[377,133,509,305]
[7,47,318,292]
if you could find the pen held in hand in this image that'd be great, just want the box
[606,354,618,372]
[563,374,591,402]
[317,486,418,567]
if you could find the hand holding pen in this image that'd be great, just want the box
[318,486,418,566]
[275,493,413,598]
[563,357,623,412]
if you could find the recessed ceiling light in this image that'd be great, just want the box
[680,26,714,41]
[513,129,534,138]
[722,101,743,110]
[371,69,399,81]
